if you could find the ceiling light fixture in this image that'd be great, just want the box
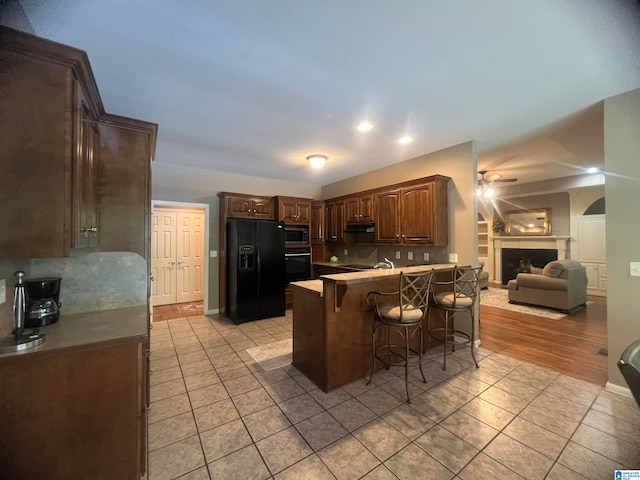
[357,121,373,132]
[399,136,413,144]
[306,154,328,169]
[476,185,494,198]
[586,167,599,174]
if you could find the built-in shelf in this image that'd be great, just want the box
[478,221,488,261]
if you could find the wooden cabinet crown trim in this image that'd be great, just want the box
[323,174,450,203]
[1,26,105,118]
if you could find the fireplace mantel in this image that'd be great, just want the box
[491,235,571,283]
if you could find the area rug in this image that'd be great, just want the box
[246,339,292,371]
[480,287,568,320]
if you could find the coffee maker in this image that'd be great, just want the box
[25,277,62,328]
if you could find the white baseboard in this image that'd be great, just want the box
[206,308,219,315]
[605,381,633,399]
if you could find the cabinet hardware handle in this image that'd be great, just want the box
[150,275,155,281]
[170,261,176,265]
[90,227,98,232]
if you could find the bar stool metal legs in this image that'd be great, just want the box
[366,270,435,403]
[428,265,482,371]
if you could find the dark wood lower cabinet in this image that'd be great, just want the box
[0,338,147,479]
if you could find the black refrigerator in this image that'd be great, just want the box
[226,218,286,324]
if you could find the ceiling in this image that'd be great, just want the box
[14,0,640,187]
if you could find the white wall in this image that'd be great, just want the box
[604,88,640,389]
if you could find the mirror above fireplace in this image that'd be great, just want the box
[505,208,551,235]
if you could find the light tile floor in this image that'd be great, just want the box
[147,312,640,480]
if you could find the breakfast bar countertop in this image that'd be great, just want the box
[319,263,455,285]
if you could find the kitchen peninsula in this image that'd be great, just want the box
[291,264,456,391]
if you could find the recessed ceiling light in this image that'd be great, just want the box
[306,154,327,169]
[357,121,373,132]
[399,136,413,144]
[586,167,599,174]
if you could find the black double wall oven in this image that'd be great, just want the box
[285,247,311,285]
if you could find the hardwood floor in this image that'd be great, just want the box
[479,295,608,385]
[153,301,204,322]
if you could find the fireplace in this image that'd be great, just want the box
[501,248,558,285]
[491,235,570,284]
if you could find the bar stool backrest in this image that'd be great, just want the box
[399,270,436,321]
[435,265,483,309]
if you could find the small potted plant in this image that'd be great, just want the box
[492,219,505,235]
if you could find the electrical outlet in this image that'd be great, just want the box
[209,250,217,258]
[423,252,429,262]
[395,251,401,260]
[344,248,348,256]
[0,279,5,305]
[631,262,640,277]
[408,252,413,261]
[448,253,458,263]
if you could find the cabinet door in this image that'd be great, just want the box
[310,201,325,244]
[326,201,345,243]
[226,196,254,218]
[375,190,401,243]
[401,184,435,244]
[359,194,374,223]
[296,200,311,223]
[75,107,99,249]
[345,197,360,224]
[278,198,298,223]
[252,198,275,219]
[345,195,374,223]
[0,50,72,258]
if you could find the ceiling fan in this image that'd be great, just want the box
[477,170,517,198]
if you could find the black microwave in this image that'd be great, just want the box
[284,225,309,244]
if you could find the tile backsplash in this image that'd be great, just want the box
[0,251,147,338]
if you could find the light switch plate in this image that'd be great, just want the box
[210,250,217,258]
[0,279,5,305]
[395,251,401,259]
[423,252,429,262]
[344,248,348,255]
[631,262,640,277]
[408,252,413,261]
[449,253,458,263]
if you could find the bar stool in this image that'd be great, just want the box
[428,265,483,371]
[366,269,435,403]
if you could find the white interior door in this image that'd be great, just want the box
[152,206,205,306]
[151,210,177,306]
[176,210,205,303]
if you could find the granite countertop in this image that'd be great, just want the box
[0,305,148,359]
[319,263,456,285]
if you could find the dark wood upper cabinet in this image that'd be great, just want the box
[401,183,436,244]
[325,200,345,243]
[328,175,450,246]
[374,190,401,243]
[223,193,275,220]
[345,194,374,224]
[275,196,312,224]
[310,201,325,244]
[0,26,157,259]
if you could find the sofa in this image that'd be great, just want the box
[507,259,588,313]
